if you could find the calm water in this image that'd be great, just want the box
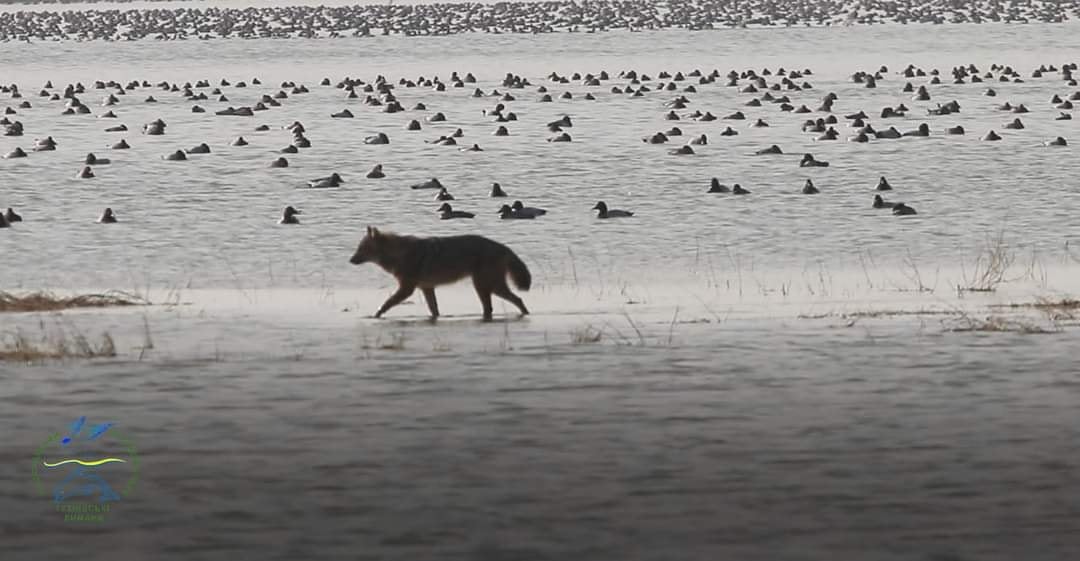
[2,21,1080,561]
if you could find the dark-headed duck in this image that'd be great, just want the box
[279,206,301,224]
[592,201,633,218]
[308,173,343,188]
[892,203,917,216]
[873,195,897,209]
[438,203,474,219]
[708,178,730,193]
[498,204,535,219]
[511,200,547,217]
[411,177,443,190]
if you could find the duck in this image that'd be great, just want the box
[34,136,57,150]
[801,179,820,194]
[902,123,930,137]
[732,183,751,195]
[876,176,892,191]
[547,115,572,128]
[875,127,902,139]
[186,143,211,154]
[77,166,95,178]
[490,182,507,197]
[308,173,343,188]
[85,153,110,165]
[411,177,444,190]
[438,203,474,219]
[97,208,118,223]
[363,132,390,145]
[511,200,547,217]
[708,178,730,193]
[800,153,829,167]
[4,207,22,222]
[592,201,633,218]
[755,144,783,155]
[892,203,917,216]
[279,206,301,224]
[435,187,455,201]
[873,195,898,209]
[366,164,385,179]
[498,204,535,219]
[817,128,839,141]
[428,135,456,146]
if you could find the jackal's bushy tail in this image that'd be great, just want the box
[506,251,532,291]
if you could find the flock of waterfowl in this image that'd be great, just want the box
[2,56,1077,229]
[2,0,1080,42]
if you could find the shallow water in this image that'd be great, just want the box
[2,20,1080,561]
[3,290,1080,560]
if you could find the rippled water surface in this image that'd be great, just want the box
[2,20,1080,561]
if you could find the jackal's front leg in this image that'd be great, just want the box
[374,284,416,318]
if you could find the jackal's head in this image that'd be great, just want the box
[350,226,382,265]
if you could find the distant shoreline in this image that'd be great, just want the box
[0,0,201,4]
[1,0,1077,42]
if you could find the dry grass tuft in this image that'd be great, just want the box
[0,291,146,313]
[943,313,1057,335]
[958,230,1015,292]
[799,309,957,320]
[358,331,408,353]
[1,322,118,363]
[991,297,1080,322]
[570,325,603,345]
